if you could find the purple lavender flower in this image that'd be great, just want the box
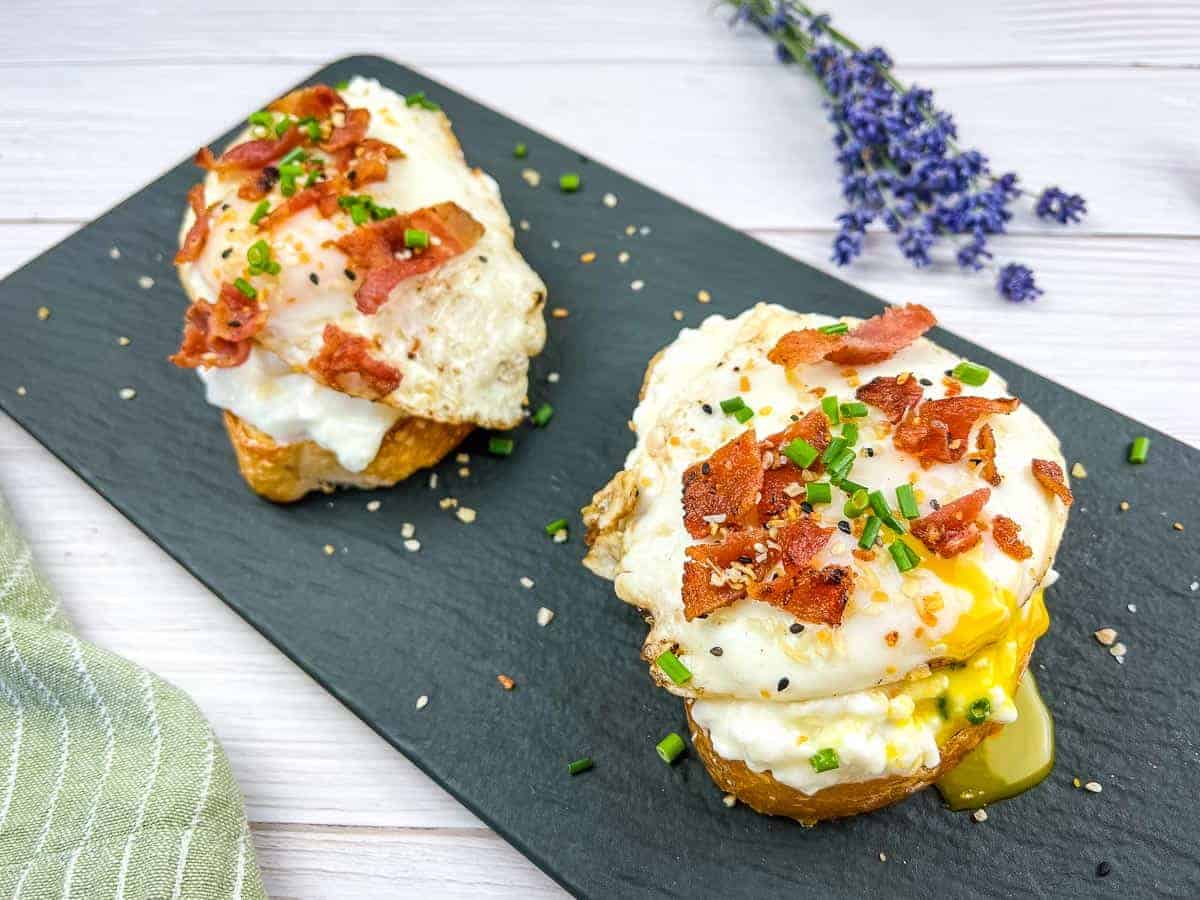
[728,0,1086,301]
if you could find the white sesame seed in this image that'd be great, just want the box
[672,310,684,321]
[109,247,121,260]
[521,168,541,187]
[118,387,136,401]
[602,192,618,208]
[36,306,50,321]
[137,276,155,290]
[366,500,381,512]
[1109,642,1127,660]
[553,529,568,543]
[429,473,439,489]
[697,289,711,303]
[1071,462,1087,479]
[456,453,469,464]
[323,544,335,556]
[722,794,737,808]
[15,386,27,397]
[1084,781,1103,793]
[551,239,560,249]
[416,695,429,710]
[639,226,651,235]
[1093,628,1117,646]
[1127,603,1137,613]
[547,372,560,383]
[972,809,988,823]
[401,522,415,539]
[537,607,555,627]
[1191,581,1199,592]
[519,219,530,231]
[520,576,534,589]
[118,336,131,346]
[617,251,630,264]
[438,497,457,510]
[630,280,645,291]
[404,538,421,552]
[456,507,477,524]
[458,466,470,478]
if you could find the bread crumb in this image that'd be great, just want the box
[138,276,155,290]
[416,695,429,710]
[1071,462,1087,479]
[401,522,415,538]
[456,507,477,524]
[455,453,469,464]
[537,607,554,627]
[602,192,618,208]
[323,544,335,556]
[438,497,458,510]
[672,310,684,321]
[118,387,136,400]
[630,280,644,291]
[36,306,50,321]
[1118,501,1130,511]
[118,336,131,346]
[404,538,421,552]
[366,500,381,512]
[697,289,711,304]
[617,251,630,264]
[579,251,596,263]
[497,674,515,690]
[552,307,569,319]
[723,794,737,808]
[520,168,541,187]
[1084,781,1103,794]
[520,576,534,589]
[972,809,988,823]
[1093,628,1117,646]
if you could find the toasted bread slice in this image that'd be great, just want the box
[222,411,471,503]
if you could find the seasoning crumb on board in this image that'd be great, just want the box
[36,306,51,321]
[404,538,421,552]
[118,387,136,400]
[416,695,429,710]
[537,607,555,627]
[138,275,155,289]
[323,544,335,556]
[366,500,381,512]
[456,507,477,524]
[497,674,515,691]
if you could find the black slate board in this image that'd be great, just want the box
[2,56,1198,898]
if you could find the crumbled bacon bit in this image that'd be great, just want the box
[308,324,402,399]
[322,106,371,152]
[196,128,305,173]
[767,329,844,368]
[757,408,831,517]
[767,305,936,370]
[894,396,1020,468]
[910,488,991,558]
[169,282,267,369]
[776,518,835,569]
[856,375,923,423]
[992,515,1032,560]
[973,423,1001,486]
[1031,458,1074,507]
[682,528,776,620]
[681,431,763,539]
[237,165,280,202]
[335,201,485,314]
[269,84,345,120]
[174,183,213,264]
[748,565,852,626]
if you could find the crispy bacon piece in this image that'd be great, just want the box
[748,565,852,626]
[174,184,213,264]
[1031,459,1074,507]
[682,529,777,620]
[992,515,1033,560]
[236,165,280,202]
[767,304,936,370]
[776,518,835,568]
[766,329,843,368]
[308,324,402,399]
[336,138,404,187]
[196,128,305,173]
[894,396,1020,468]
[910,488,991,558]
[269,84,345,120]
[757,409,832,518]
[335,202,485,314]
[322,106,370,152]
[826,304,937,365]
[856,375,923,423]
[169,283,266,369]
[681,430,763,539]
[972,423,1001,486]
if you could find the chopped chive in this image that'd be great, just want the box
[233,278,257,299]
[559,172,581,193]
[841,422,859,446]
[514,142,528,159]
[656,732,686,764]
[818,322,849,335]
[858,515,882,549]
[1128,436,1150,464]
[719,396,745,413]
[952,360,991,387]
[783,438,819,469]
[246,240,270,269]
[335,79,350,91]
[248,111,274,129]
[828,447,856,479]
[488,436,514,456]
[249,199,271,226]
[869,490,905,532]
[300,117,322,140]
[350,204,369,226]
[809,747,840,773]
[837,478,867,495]
[839,400,869,419]
[273,117,293,138]
[966,697,992,725]
[844,489,870,519]
[567,757,593,776]
[821,395,840,425]
[404,228,430,249]
[806,482,832,505]
[405,91,440,111]
[656,650,692,686]
[896,483,920,519]
[279,174,297,197]
[278,162,305,178]
[732,406,754,424]
[544,518,568,536]
[889,540,919,573]
[531,403,554,427]
[821,437,848,466]
[265,260,281,275]
[279,147,307,167]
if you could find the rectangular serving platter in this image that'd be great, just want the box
[1,56,1197,897]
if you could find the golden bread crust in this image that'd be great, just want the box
[222,411,471,503]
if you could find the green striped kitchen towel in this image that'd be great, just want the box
[0,491,265,899]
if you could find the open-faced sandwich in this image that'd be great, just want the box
[583,303,1072,824]
[170,78,546,501]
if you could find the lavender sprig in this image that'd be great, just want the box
[728,0,1086,301]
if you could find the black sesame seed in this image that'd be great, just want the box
[701,462,711,476]
[737,555,753,564]
[221,203,230,211]
[345,268,356,281]
[865,447,875,457]
[800,502,814,515]
[221,247,233,259]
[710,646,723,657]
[309,273,319,285]
[790,414,799,421]
[1096,861,1111,878]
[789,623,805,634]
[478,255,489,263]
[944,369,953,377]
[929,498,941,510]
[777,677,790,691]
[919,377,933,386]
[838,520,852,534]
[702,403,713,415]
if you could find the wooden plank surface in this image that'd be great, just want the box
[1,1,1197,895]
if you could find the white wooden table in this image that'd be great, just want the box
[2,1,1197,895]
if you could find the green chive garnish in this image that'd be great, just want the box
[858,515,882,549]
[821,395,840,425]
[335,80,350,91]
[273,117,293,138]
[965,697,992,725]
[896,483,920,519]
[545,518,568,536]
[249,200,270,226]
[889,540,919,573]
[233,278,257,299]
[350,204,369,226]
[488,436,514,456]
[837,478,867,495]
[806,482,832,505]
[818,322,849,335]
[405,91,440,111]
[278,162,305,178]
[844,488,870,519]
[1129,436,1150,464]
[839,401,869,419]
[567,757,593,776]
[247,111,274,129]
[733,406,754,424]
[841,422,859,446]
[719,396,745,414]
[559,173,581,193]
[246,240,270,269]
[656,650,692,685]
[783,438,819,469]
[279,147,307,167]
[300,117,322,140]
[869,490,905,532]
[404,228,430,249]
[821,437,848,466]
[514,142,528,159]
[809,747,840,773]
[656,732,686,764]
[531,403,554,427]
[952,361,991,387]
[827,447,856,479]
